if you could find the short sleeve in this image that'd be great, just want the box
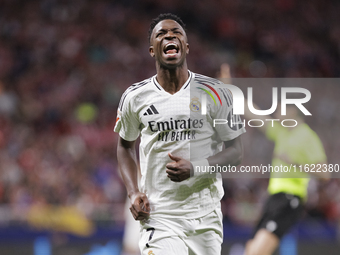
[302,131,327,164]
[212,87,246,141]
[114,93,140,141]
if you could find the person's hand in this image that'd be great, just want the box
[219,63,231,79]
[129,192,150,221]
[166,153,192,182]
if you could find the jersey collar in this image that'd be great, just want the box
[152,70,194,95]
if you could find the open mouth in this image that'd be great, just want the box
[163,42,179,55]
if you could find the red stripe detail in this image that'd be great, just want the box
[202,83,222,105]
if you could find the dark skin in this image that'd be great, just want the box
[117,19,243,221]
[166,138,243,182]
[149,19,189,94]
[118,138,150,220]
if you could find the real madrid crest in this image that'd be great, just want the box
[148,250,155,255]
[190,97,201,112]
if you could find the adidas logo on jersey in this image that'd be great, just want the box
[143,105,159,115]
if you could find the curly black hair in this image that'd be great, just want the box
[148,13,186,43]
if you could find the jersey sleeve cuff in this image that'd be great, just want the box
[191,159,210,176]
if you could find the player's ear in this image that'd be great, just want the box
[186,43,189,54]
[149,46,155,57]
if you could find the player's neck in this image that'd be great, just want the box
[156,65,189,94]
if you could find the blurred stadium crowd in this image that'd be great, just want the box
[0,0,339,234]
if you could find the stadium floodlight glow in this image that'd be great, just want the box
[200,85,312,116]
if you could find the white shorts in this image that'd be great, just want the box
[139,205,223,255]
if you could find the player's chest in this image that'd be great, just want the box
[137,93,206,132]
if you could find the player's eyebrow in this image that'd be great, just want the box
[156,27,182,33]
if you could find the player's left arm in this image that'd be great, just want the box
[207,136,243,167]
[166,82,244,182]
[166,136,243,182]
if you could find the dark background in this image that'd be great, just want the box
[0,0,339,254]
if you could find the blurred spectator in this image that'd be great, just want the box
[0,0,339,232]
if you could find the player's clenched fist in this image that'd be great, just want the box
[129,192,150,221]
[166,153,193,182]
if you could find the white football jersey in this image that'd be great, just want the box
[114,71,245,219]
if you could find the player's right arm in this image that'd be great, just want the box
[117,137,150,220]
[115,82,151,220]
